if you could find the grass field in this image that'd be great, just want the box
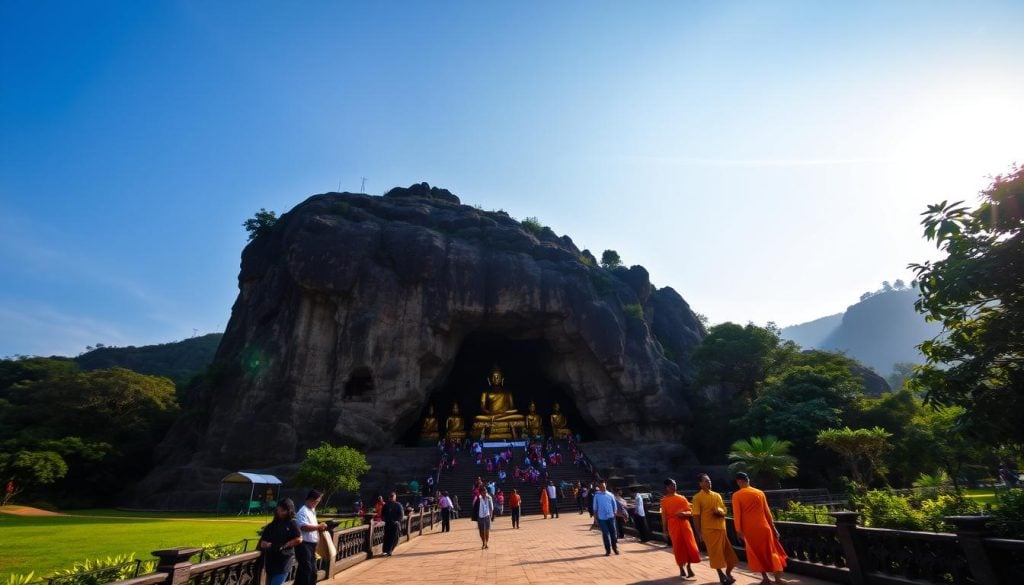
[963,487,998,506]
[0,509,361,580]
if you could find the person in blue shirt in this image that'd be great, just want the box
[592,480,620,556]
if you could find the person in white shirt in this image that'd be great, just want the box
[438,491,454,533]
[545,481,559,518]
[631,487,651,542]
[476,492,495,549]
[294,490,326,585]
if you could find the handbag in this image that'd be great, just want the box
[471,497,480,521]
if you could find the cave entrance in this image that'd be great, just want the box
[401,331,594,446]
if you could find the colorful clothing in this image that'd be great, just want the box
[692,489,738,569]
[540,488,550,517]
[732,486,787,573]
[660,493,701,565]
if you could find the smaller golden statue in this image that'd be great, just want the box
[550,402,571,439]
[420,404,439,442]
[445,403,466,441]
[525,401,544,437]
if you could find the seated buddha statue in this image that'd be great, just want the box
[445,403,467,441]
[550,402,571,439]
[525,400,544,437]
[471,365,526,440]
[419,404,439,442]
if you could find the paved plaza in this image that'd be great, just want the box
[339,513,831,585]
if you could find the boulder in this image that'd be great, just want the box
[133,184,706,506]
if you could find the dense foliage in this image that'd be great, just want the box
[691,318,1014,491]
[0,357,178,507]
[910,164,1024,453]
[73,334,221,389]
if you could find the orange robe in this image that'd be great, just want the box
[732,486,787,573]
[660,493,701,565]
[540,489,550,516]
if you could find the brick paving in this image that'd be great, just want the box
[337,513,833,585]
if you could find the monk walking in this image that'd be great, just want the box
[540,485,551,519]
[692,473,738,584]
[659,478,700,581]
[731,472,787,585]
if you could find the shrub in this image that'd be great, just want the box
[854,490,926,530]
[919,494,981,532]
[520,217,544,236]
[242,208,277,241]
[775,501,836,525]
[6,573,35,585]
[992,488,1024,539]
[50,554,150,585]
[622,303,644,320]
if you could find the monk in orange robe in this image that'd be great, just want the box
[540,487,550,518]
[659,478,701,581]
[731,472,787,585]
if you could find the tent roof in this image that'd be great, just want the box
[221,472,282,485]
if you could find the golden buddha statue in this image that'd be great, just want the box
[445,403,466,441]
[419,404,439,442]
[550,402,571,439]
[471,365,526,439]
[525,400,544,437]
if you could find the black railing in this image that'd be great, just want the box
[625,507,1022,585]
[100,507,441,585]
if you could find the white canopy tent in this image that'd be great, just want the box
[218,472,283,515]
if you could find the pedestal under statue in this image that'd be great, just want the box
[445,403,467,441]
[472,365,525,440]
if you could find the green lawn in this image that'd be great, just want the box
[1,512,269,579]
[963,488,998,506]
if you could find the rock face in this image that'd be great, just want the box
[137,184,705,505]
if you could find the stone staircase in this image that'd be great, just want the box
[435,440,594,518]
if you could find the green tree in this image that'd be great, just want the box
[292,443,371,503]
[740,365,861,453]
[816,427,893,486]
[903,405,983,491]
[909,164,1024,452]
[243,208,278,241]
[693,322,788,403]
[600,249,622,269]
[727,436,798,487]
[0,450,68,504]
[0,359,178,505]
[886,362,917,391]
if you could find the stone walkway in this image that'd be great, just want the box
[338,513,833,584]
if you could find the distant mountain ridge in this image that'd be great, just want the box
[73,333,222,387]
[781,289,941,376]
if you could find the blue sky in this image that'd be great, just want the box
[2,1,1022,357]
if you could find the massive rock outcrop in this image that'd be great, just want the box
[136,183,705,506]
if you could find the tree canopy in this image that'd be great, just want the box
[292,443,371,503]
[910,163,1024,452]
[0,357,178,506]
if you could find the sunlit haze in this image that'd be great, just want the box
[2,1,1022,356]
